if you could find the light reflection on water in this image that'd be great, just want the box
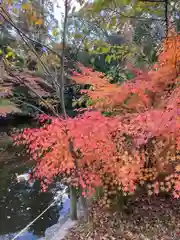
[0,162,67,240]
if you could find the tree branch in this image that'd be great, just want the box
[74,31,91,61]
[106,7,166,22]
[139,0,165,2]
[0,7,63,108]
[0,9,53,78]
[12,97,46,115]
[0,6,62,60]
[165,0,168,36]
[3,60,58,116]
[58,0,69,119]
[70,15,110,39]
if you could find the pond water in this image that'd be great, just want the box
[0,136,69,240]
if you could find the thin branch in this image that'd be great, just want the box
[70,15,110,39]
[165,0,168,36]
[24,71,54,90]
[106,7,166,22]
[0,7,78,117]
[74,31,91,61]
[0,6,62,60]
[3,61,58,116]
[139,0,165,2]
[0,7,63,107]
[0,9,54,79]
[13,97,46,114]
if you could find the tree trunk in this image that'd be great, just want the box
[70,186,77,220]
[59,0,78,221]
[80,194,88,221]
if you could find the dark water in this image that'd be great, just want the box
[0,142,67,240]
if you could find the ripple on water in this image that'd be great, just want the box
[0,163,68,240]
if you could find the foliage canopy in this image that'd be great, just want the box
[13,32,180,201]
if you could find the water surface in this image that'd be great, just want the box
[0,143,66,240]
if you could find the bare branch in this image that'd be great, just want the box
[0,9,54,79]
[74,30,91,61]
[106,7,166,22]
[58,0,69,119]
[0,7,63,109]
[139,0,165,2]
[12,97,46,115]
[3,60,58,116]
[165,0,168,36]
[0,6,62,60]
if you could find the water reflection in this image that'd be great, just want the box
[0,158,63,239]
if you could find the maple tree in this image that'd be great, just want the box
[13,30,180,204]
[1,0,179,214]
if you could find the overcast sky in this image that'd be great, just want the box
[54,0,81,26]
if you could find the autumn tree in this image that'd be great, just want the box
[1,0,179,221]
[0,0,86,220]
[13,30,180,228]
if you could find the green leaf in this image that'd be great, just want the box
[105,55,111,64]
[101,47,109,54]
[111,16,116,27]
[6,46,12,52]
[72,100,78,107]
[74,33,83,39]
[93,0,107,12]
[5,51,14,58]
[21,3,31,10]
[116,0,132,5]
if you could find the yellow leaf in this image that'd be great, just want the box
[52,28,57,36]
[175,165,180,172]
[2,0,12,6]
[7,0,13,4]
[22,3,31,10]
[5,52,14,59]
[35,19,43,25]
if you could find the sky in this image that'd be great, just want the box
[54,0,82,27]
